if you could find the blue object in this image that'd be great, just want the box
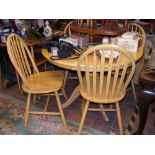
[0,25,20,43]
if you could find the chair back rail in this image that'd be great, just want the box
[77,45,135,101]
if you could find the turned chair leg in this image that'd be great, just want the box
[44,96,51,112]
[78,100,89,135]
[15,71,23,95]
[116,102,123,135]
[59,71,68,100]
[25,93,31,127]
[33,94,36,104]
[80,99,86,115]
[55,91,67,129]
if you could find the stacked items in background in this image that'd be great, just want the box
[117,31,140,52]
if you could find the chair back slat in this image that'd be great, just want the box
[106,50,113,99]
[7,33,39,89]
[77,44,135,100]
[99,50,105,96]
[20,40,32,77]
[11,37,27,77]
[111,53,122,97]
[16,38,31,77]
[85,55,90,94]
[115,57,129,96]
[93,51,97,97]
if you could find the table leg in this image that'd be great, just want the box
[62,85,80,109]
[133,89,155,134]
[89,35,93,43]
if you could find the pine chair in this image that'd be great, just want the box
[127,23,146,99]
[77,44,135,134]
[63,20,79,82]
[6,33,67,129]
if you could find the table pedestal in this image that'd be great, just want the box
[62,85,80,109]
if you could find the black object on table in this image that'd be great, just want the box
[134,64,155,134]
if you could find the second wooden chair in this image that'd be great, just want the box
[77,44,135,134]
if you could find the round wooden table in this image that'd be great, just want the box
[42,47,144,108]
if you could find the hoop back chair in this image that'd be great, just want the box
[6,33,67,128]
[77,44,135,134]
[63,20,79,82]
[127,23,146,99]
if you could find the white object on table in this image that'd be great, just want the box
[51,47,58,56]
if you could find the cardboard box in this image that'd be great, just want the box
[117,37,140,52]
[122,31,138,39]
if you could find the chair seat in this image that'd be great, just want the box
[80,75,126,103]
[22,71,64,94]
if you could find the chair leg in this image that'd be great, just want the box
[55,91,67,129]
[78,100,89,135]
[44,96,51,112]
[131,79,136,99]
[60,71,68,100]
[61,88,68,100]
[24,93,31,127]
[63,70,69,88]
[80,99,85,114]
[99,105,109,122]
[33,94,36,104]
[116,102,123,135]
[15,71,23,95]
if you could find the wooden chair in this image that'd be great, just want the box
[6,33,67,129]
[63,20,79,82]
[127,23,146,99]
[77,44,135,134]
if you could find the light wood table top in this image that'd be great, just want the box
[42,47,144,71]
